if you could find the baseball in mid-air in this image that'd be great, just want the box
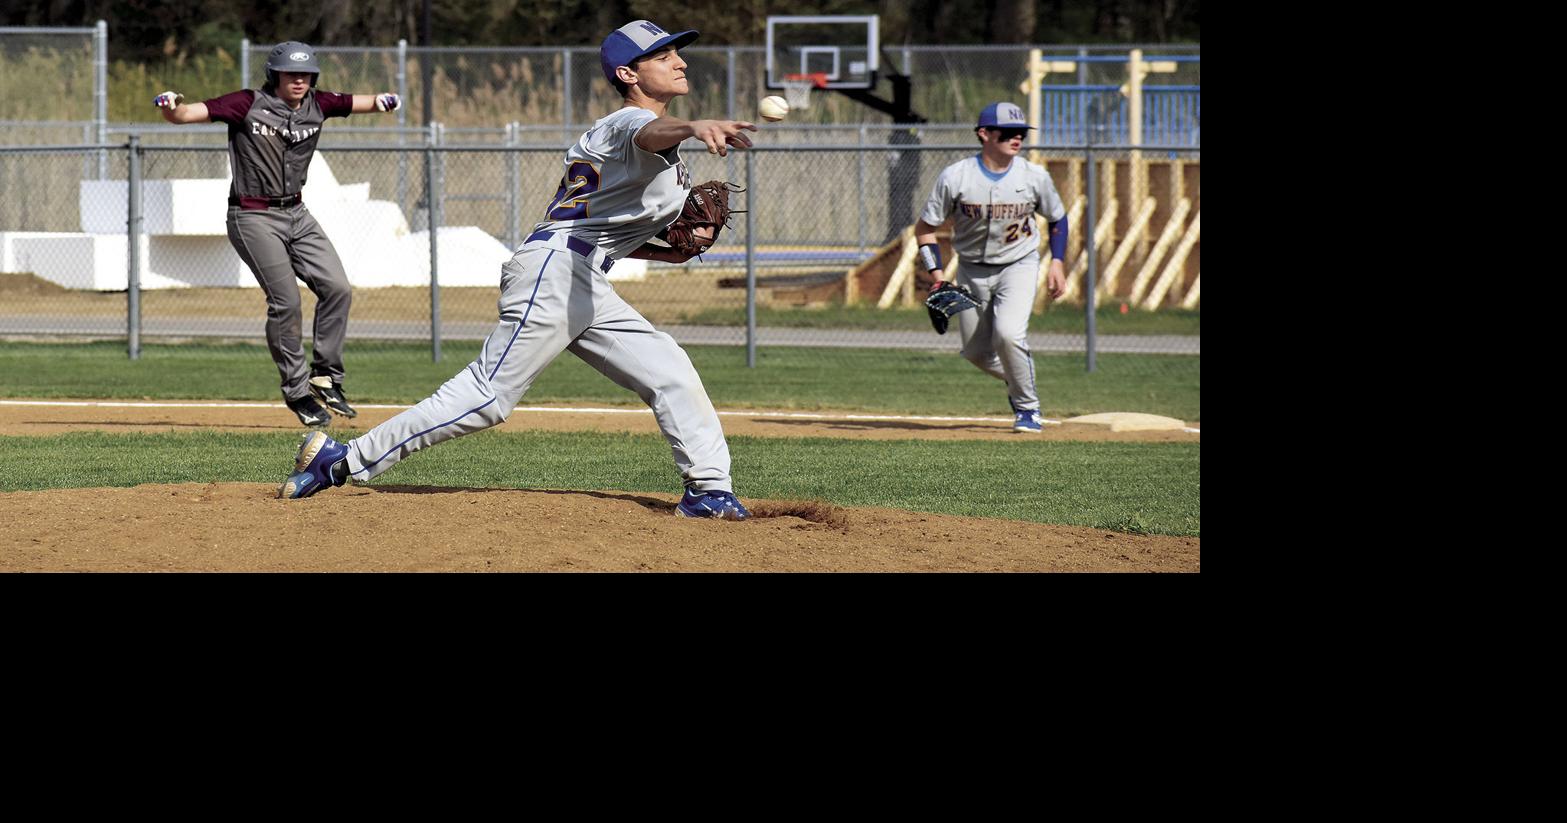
[759,96,790,122]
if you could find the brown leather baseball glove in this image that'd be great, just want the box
[661,180,744,258]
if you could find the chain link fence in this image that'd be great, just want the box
[2,139,1198,392]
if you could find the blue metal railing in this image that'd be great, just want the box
[1038,85,1200,146]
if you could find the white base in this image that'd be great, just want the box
[1062,412,1189,432]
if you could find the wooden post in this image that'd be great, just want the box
[1026,48,1043,165]
[1098,197,1157,300]
[1069,157,1083,213]
[1020,52,1075,165]
[1142,210,1200,309]
[1128,198,1190,305]
[1181,273,1200,309]
[1060,198,1117,303]
[877,226,919,309]
[1101,160,1118,253]
[1128,49,1145,270]
[1036,196,1086,312]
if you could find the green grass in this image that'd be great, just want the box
[0,430,1201,536]
[0,341,1200,420]
[680,303,1201,334]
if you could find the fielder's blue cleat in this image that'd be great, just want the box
[278,430,350,499]
[675,489,751,520]
[1013,410,1043,433]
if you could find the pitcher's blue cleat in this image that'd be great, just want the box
[1013,410,1043,433]
[278,430,349,499]
[675,489,751,520]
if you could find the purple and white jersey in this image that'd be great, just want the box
[532,106,692,260]
[921,155,1067,266]
[204,88,354,199]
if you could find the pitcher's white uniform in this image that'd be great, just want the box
[921,155,1066,413]
[340,105,735,492]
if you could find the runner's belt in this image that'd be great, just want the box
[229,193,302,210]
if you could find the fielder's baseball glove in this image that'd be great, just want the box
[925,281,980,334]
[662,180,744,258]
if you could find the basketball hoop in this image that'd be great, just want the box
[781,72,828,111]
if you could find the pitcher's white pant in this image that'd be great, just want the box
[955,252,1039,412]
[343,236,735,491]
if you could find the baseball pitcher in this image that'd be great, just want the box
[280,21,757,520]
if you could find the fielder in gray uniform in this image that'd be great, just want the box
[914,102,1070,433]
[279,20,758,520]
[155,41,401,428]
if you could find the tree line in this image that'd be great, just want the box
[7,1,1198,62]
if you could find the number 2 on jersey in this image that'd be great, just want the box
[1004,218,1034,243]
[546,161,601,220]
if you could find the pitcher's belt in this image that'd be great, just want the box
[526,230,615,274]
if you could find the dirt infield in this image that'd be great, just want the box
[0,400,1200,572]
[0,399,1199,441]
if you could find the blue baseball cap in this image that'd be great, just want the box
[976,102,1033,130]
[600,20,700,85]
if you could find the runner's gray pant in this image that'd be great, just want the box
[955,252,1039,412]
[226,205,351,401]
[343,235,735,492]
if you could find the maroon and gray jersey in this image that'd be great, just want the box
[204,88,353,199]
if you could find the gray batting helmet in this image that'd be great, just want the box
[265,41,320,88]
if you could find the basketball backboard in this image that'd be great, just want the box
[765,15,879,91]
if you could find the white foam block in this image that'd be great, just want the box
[147,236,254,288]
[328,181,370,204]
[389,228,514,288]
[1,231,65,273]
[309,198,414,285]
[6,233,258,290]
[80,179,232,235]
[8,233,148,290]
[304,152,341,191]
[79,153,352,237]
